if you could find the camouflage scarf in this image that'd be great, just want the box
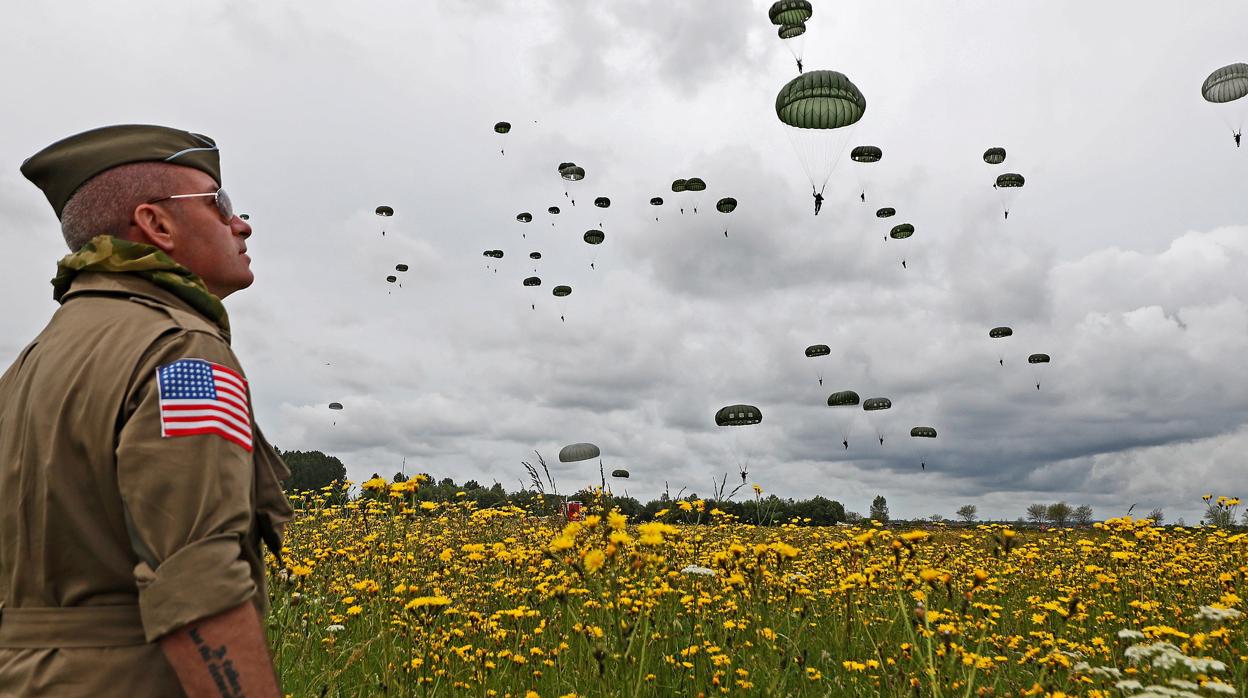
[51,235,230,332]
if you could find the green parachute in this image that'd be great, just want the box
[395,264,409,272]
[910,427,937,438]
[716,197,737,213]
[594,197,611,208]
[548,206,560,215]
[328,402,343,410]
[685,178,706,192]
[983,147,1006,164]
[778,23,806,40]
[611,469,630,479]
[650,197,664,205]
[827,390,860,449]
[583,230,605,245]
[552,285,572,297]
[671,179,688,193]
[876,207,895,218]
[862,397,892,445]
[776,70,866,193]
[529,252,541,260]
[559,443,600,463]
[1202,63,1248,140]
[850,145,882,163]
[889,223,914,239]
[768,0,812,25]
[805,344,830,357]
[517,212,532,223]
[715,404,762,426]
[375,205,393,216]
[494,122,511,134]
[523,277,541,286]
[827,391,860,407]
[989,327,1013,338]
[560,165,586,182]
[995,173,1025,218]
[385,275,396,283]
[1029,353,1051,390]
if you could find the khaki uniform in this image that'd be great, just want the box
[0,271,292,697]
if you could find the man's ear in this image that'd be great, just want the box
[129,202,177,253]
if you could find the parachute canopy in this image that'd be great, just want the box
[529,252,542,260]
[517,212,533,223]
[768,0,812,26]
[583,230,605,245]
[671,179,688,193]
[1202,63,1248,103]
[650,197,664,206]
[778,23,806,40]
[523,277,541,287]
[483,250,504,258]
[559,442,600,463]
[983,147,1006,164]
[716,197,737,213]
[910,426,937,438]
[548,206,560,215]
[1028,353,1051,364]
[395,264,409,272]
[593,197,611,208]
[239,214,249,220]
[862,397,892,411]
[375,206,393,217]
[552,285,572,297]
[385,275,397,283]
[494,121,511,134]
[804,344,830,357]
[558,162,575,172]
[685,178,706,192]
[716,404,762,426]
[775,70,866,130]
[328,402,343,410]
[889,223,914,240]
[989,326,1013,338]
[827,390,860,407]
[996,173,1025,188]
[875,207,895,218]
[560,165,586,182]
[611,469,630,479]
[850,145,883,163]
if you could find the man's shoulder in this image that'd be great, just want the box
[57,274,225,340]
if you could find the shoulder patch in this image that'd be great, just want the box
[156,358,253,451]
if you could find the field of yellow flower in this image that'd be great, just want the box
[267,489,1247,697]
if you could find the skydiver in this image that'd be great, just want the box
[590,262,595,270]
[878,435,884,445]
[860,191,865,203]
[1235,131,1242,147]
[571,199,576,206]
[680,207,685,215]
[796,58,803,74]
[531,304,536,310]
[1004,210,1009,220]
[692,206,697,214]
[901,259,907,269]
[560,314,565,322]
[999,358,1004,366]
[724,230,728,238]
[842,439,848,450]
[921,461,926,471]
[1036,382,1041,390]
[813,189,824,216]
[818,377,823,386]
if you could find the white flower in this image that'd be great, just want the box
[1118,628,1146,639]
[1201,680,1239,695]
[1180,655,1226,674]
[1166,679,1200,690]
[1115,680,1144,691]
[1194,605,1243,622]
[680,565,716,577]
[326,624,346,633]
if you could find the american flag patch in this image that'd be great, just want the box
[156,358,253,452]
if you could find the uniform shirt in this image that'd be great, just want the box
[0,271,292,697]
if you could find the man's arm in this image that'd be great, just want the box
[159,601,281,698]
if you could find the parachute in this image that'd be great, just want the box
[804,344,830,357]
[715,404,762,426]
[650,197,664,206]
[671,179,688,193]
[559,165,586,182]
[862,397,892,445]
[552,285,572,297]
[395,264,409,272]
[523,277,541,286]
[778,23,806,39]
[684,178,706,192]
[375,206,393,217]
[583,230,605,244]
[716,197,737,213]
[611,469,630,479]
[494,121,511,134]
[1201,63,1248,139]
[517,212,533,223]
[594,197,611,208]
[529,252,542,260]
[995,173,1025,218]
[875,207,895,218]
[776,70,867,194]
[483,250,504,258]
[910,427,937,438]
[827,390,860,407]
[328,402,343,410]
[990,327,1013,365]
[548,206,560,215]
[239,214,249,221]
[983,147,1006,164]
[827,390,860,449]
[850,145,882,163]
[768,0,812,26]
[385,275,397,283]
[889,223,914,240]
[1028,353,1050,363]
[558,162,575,172]
[559,442,600,463]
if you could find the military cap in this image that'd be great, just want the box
[21,124,222,219]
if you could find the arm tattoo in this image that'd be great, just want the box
[189,627,247,698]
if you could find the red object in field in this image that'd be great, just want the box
[563,501,584,521]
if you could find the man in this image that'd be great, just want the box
[812,188,823,216]
[0,124,291,697]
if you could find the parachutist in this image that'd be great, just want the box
[879,436,884,445]
[999,358,1004,366]
[796,58,803,73]
[1236,131,1242,147]
[692,206,697,214]
[860,192,865,203]
[560,315,565,322]
[901,260,907,269]
[724,230,728,238]
[818,378,822,386]
[1004,210,1009,220]
[921,462,925,471]
[1036,382,1041,390]
[842,439,848,450]
[680,208,684,215]
[812,189,824,215]
[590,262,595,270]
[531,304,535,310]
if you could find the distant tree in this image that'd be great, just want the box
[1072,504,1094,526]
[279,449,347,494]
[869,496,889,523]
[463,479,481,490]
[792,495,846,526]
[1025,503,1048,525]
[1202,502,1234,528]
[1147,507,1165,525]
[929,513,945,523]
[1176,517,1186,527]
[1047,501,1073,527]
[956,504,978,523]
[844,511,864,524]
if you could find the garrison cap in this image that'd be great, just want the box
[21,124,222,219]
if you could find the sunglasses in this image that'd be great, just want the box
[147,187,235,225]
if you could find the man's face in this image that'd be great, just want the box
[161,170,254,299]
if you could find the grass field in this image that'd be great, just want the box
[267,487,1246,697]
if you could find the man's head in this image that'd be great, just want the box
[22,124,254,299]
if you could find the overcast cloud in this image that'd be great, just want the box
[2,1,1247,523]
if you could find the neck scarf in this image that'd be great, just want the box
[51,235,230,332]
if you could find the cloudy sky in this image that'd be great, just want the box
[2,1,1246,523]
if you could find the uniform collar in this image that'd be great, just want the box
[58,272,232,343]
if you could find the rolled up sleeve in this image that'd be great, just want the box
[116,330,257,642]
